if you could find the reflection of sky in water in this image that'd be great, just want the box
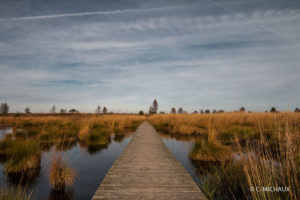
[161,137,203,186]
[0,127,13,140]
[0,135,132,200]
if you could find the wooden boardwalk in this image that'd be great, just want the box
[92,122,206,200]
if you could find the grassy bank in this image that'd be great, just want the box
[0,114,145,144]
[0,114,145,154]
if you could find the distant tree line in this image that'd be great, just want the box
[145,100,300,115]
[95,105,108,114]
[1,101,300,114]
[167,106,300,114]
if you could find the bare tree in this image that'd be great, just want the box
[149,106,154,114]
[60,109,67,113]
[239,107,246,112]
[25,107,30,114]
[193,110,198,114]
[0,103,9,114]
[178,107,183,114]
[149,99,158,114]
[95,105,101,114]
[171,107,176,114]
[295,107,300,113]
[205,109,210,114]
[200,109,204,114]
[103,107,108,114]
[50,105,56,113]
[153,99,158,113]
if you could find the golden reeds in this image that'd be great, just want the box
[0,114,146,144]
[234,118,300,200]
[189,140,233,161]
[0,185,32,200]
[49,152,75,190]
[150,112,300,199]
[4,140,41,173]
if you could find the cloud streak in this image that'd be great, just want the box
[0,5,191,22]
[207,0,295,41]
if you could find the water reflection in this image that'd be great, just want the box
[7,167,41,186]
[159,132,206,142]
[40,141,55,151]
[113,134,125,143]
[0,127,13,140]
[87,144,109,155]
[56,139,78,151]
[47,188,74,200]
[160,134,260,200]
[161,135,203,187]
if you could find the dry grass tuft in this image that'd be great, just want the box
[49,152,75,190]
[0,185,32,200]
[235,120,300,200]
[79,118,93,141]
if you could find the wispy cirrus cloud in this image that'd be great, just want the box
[0,5,192,21]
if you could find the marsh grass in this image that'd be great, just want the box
[0,114,145,199]
[218,125,258,145]
[189,140,233,162]
[0,185,32,200]
[49,152,75,190]
[0,138,14,156]
[149,112,300,139]
[79,119,92,141]
[4,140,41,173]
[150,113,300,200]
[234,120,300,200]
[0,114,145,146]
[55,138,77,151]
[198,161,249,200]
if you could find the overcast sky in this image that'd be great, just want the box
[0,0,300,113]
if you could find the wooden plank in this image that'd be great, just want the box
[92,122,206,200]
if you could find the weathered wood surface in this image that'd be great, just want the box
[92,122,206,200]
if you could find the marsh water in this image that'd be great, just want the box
[0,127,132,200]
[160,135,203,187]
[0,127,229,199]
[0,127,13,140]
